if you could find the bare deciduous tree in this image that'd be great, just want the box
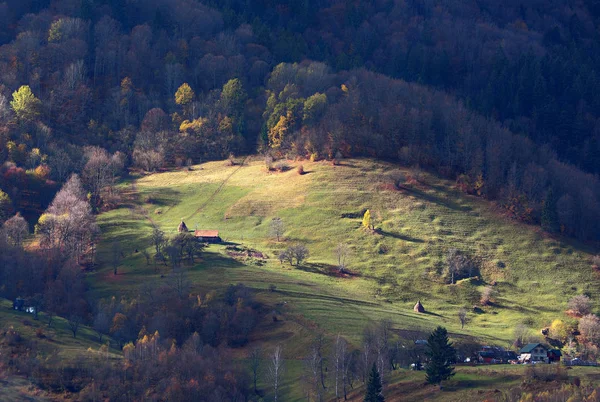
[110,241,122,275]
[332,335,350,401]
[445,248,478,284]
[82,146,123,208]
[93,310,110,342]
[579,314,600,345]
[458,308,467,329]
[291,243,309,266]
[250,347,261,394]
[68,314,83,338]
[335,243,350,273]
[166,267,190,299]
[268,345,285,402]
[36,174,98,261]
[2,213,29,247]
[568,295,592,316]
[304,344,324,402]
[269,217,285,241]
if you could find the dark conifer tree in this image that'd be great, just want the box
[364,363,385,402]
[425,326,455,385]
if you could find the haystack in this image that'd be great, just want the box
[414,300,425,313]
[178,219,189,233]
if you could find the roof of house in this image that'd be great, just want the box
[194,230,220,237]
[519,343,547,354]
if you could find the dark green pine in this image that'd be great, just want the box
[364,363,385,402]
[425,326,456,385]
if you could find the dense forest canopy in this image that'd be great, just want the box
[0,0,598,241]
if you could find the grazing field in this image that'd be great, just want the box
[90,157,600,400]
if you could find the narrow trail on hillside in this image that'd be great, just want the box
[186,156,249,225]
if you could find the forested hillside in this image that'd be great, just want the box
[1,1,600,400]
[0,0,599,241]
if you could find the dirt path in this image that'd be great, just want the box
[186,157,249,222]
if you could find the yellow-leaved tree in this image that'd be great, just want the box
[175,83,194,106]
[268,111,292,149]
[11,85,41,122]
[175,83,195,117]
[362,209,371,229]
[549,319,569,343]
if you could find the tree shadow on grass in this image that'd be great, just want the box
[378,229,425,243]
[443,374,520,391]
[295,262,361,279]
[138,187,183,207]
[404,187,472,212]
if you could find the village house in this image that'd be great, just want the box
[194,229,222,243]
[477,346,518,364]
[518,343,549,363]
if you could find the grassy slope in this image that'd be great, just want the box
[0,298,121,361]
[91,157,600,400]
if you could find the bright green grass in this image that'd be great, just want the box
[91,158,599,400]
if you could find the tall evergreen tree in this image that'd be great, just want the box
[364,363,384,402]
[425,326,455,385]
[541,187,559,233]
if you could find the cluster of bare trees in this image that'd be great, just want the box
[35,174,98,262]
[247,320,431,401]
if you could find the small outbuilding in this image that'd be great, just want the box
[548,349,562,363]
[194,230,222,243]
[414,300,425,313]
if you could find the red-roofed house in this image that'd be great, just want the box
[194,230,221,243]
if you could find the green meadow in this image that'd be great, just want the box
[86,157,600,400]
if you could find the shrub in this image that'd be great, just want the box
[5,326,21,345]
[568,295,592,316]
[592,255,600,269]
[274,160,289,172]
[35,327,46,338]
[524,364,568,383]
[297,164,304,175]
[268,284,277,292]
[387,169,406,190]
[480,286,494,306]
[226,153,236,166]
[264,155,274,171]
